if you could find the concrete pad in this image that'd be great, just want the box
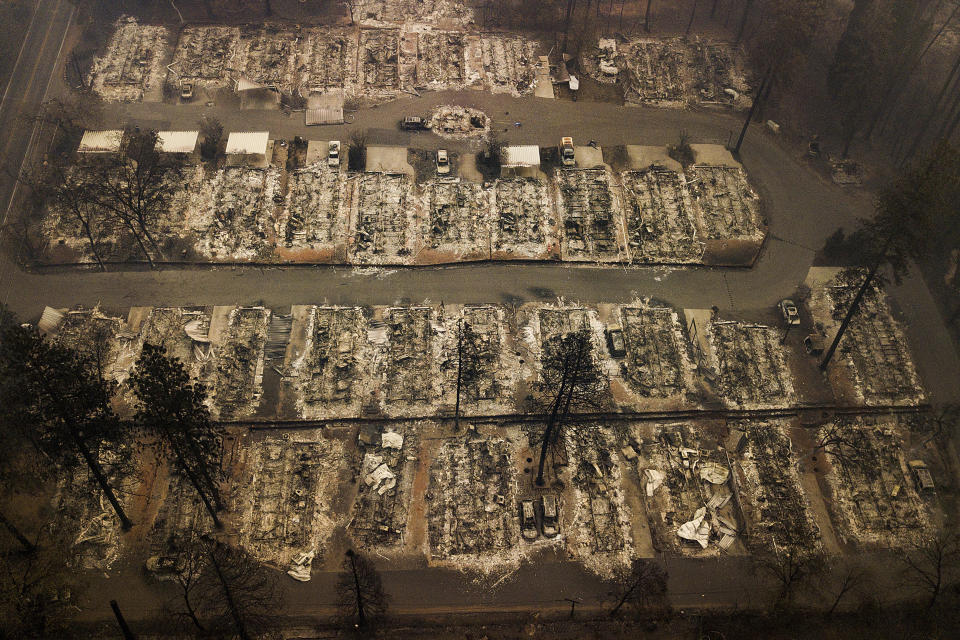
[307,89,344,110]
[305,140,343,166]
[208,306,234,345]
[804,266,843,290]
[366,145,414,176]
[691,144,741,168]
[125,307,152,334]
[625,145,682,172]
[574,145,604,168]
[458,153,484,182]
[534,75,555,99]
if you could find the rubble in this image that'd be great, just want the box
[138,307,213,380]
[706,320,796,408]
[491,178,552,259]
[736,421,821,553]
[428,105,490,140]
[690,39,750,103]
[413,32,466,88]
[189,167,280,261]
[437,306,510,414]
[148,469,216,557]
[622,39,689,106]
[278,162,347,256]
[687,165,764,242]
[234,25,299,94]
[427,436,525,572]
[300,27,357,91]
[618,306,692,398]
[168,26,239,91]
[555,169,625,261]
[621,169,702,263]
[355,0,475,27]
[567,426,635,578]
[383,307,436,406]
[207,307,270,420]
[236,432,344,570]
[810,273,924,405]
[350,173,417,263]
[348,425,419,549]
[358,29,400,92]
[53,307,132,385]
[469,35,539,95]
[292,306,371,419]
[580,38,621,84]
[423,180,489,259]
[88,17,170,102]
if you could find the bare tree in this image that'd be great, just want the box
[348,129,369,171]
[897,530,960,609]
[199,116,224,161]
[812,419,862,468]
[609,558,669,616]
[533,328,608,486]
[336,548,388,630]
[752,549,825,608]
[452,319,485,431]
[820,559,871,617]
[170,536,283,639]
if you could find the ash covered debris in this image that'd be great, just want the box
[427,436,522,570]
[279,162,347,252]
[690,39,750,103]
[88,17,170,102]
[491,178,552,259]
[688,165,764,242]
[138,307,213,380]
[348,424,419,549]
[624,423,741,555]
[292,307,371,419]
[621,169,702,263]
[619,306,692,398]
[350,173,416,263]
[438,306,507,411]
[470,35,539,95]
[423,180,490,257]
[413,32,467,88]
[818,417,933,548]
[148,470,216,557]
[567,427,635,578]
[236,432,344,570]
[168,26,239,91]
[736,420,821,553]
[300,27,357,91]
[383,307,437,406]
[355,0,475,26]
[707,320,795,408]
[208,307,270,420]
[189,167,280,261]
[622,39,689,106]
[428,105,490,139]
[810,273,924,405]
[53,307,132,385]
[556,169,625,261]
[359,29,400,91]
[234,25,299,94]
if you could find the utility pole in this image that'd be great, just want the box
[110,600,136,640]
[346,549,366,627]
[686,0,699,36]
[565,597,581,619]
[644,0,652,32]
[733,68,771,155]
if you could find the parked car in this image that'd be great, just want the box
[520,499,538,540]
[606,328,626,358]
[909,460,936,492]
[779,299,800,326]
[400,116,428,131]
[180,82,193,100]
[559,136,575,166]
[436,149,450,175]
[541,495,559,537]
[328,140,341,167]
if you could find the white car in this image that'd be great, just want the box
[779,299,800,326]
[436,149,450,175]
[327,140,340,167]
[520,499,538,540]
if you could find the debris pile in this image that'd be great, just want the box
[301,27,357,91]
[237,432,343,570]
[438,306,505,410]
[427,437,520,569]
[428,105,490,139]
[813,275,924,405]
[88,17,169,102]
[414,32,466,88]
[294,307,369,419]
[359,29,400,91]
[707,320,795,408]
[687,166,764,242]
[556,169,623,261]
[148,470,215,556]
[619,306,691,397]
[581,38,621,84]
[168,26,239,91]
[280,163,347,252]
[424,180,489,257]
[737,421,821,553]
[356,0,475,26]
[567,427,634,577]
[622,169,702,263]
[690,39,749,103]
[235,25,299,93]
[351,173,415,263]
[349,425,418,548]
[474,36,538,94]
[54,308,131,384]
[626,423,740,554]
[384,307,436,405]
[190,167,279,260]
[208,307,269,419]
[622,40,688,106]
[138,307,213,379]
[490,178,551,258]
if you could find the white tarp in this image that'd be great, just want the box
[677,506,710,549]
[644,469,665,497]
[568,74,579,91]
[699,462,730,484]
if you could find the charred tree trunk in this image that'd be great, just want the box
[71,429,132,530]
[819,256,886,371]
[735,0,755,44]
[208,548,250,640]
[347,549,366,626]
[0,509,35,552]
[644,0,652,32]
[562,0,578,53]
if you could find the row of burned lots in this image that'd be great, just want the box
[88,18,539,102]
